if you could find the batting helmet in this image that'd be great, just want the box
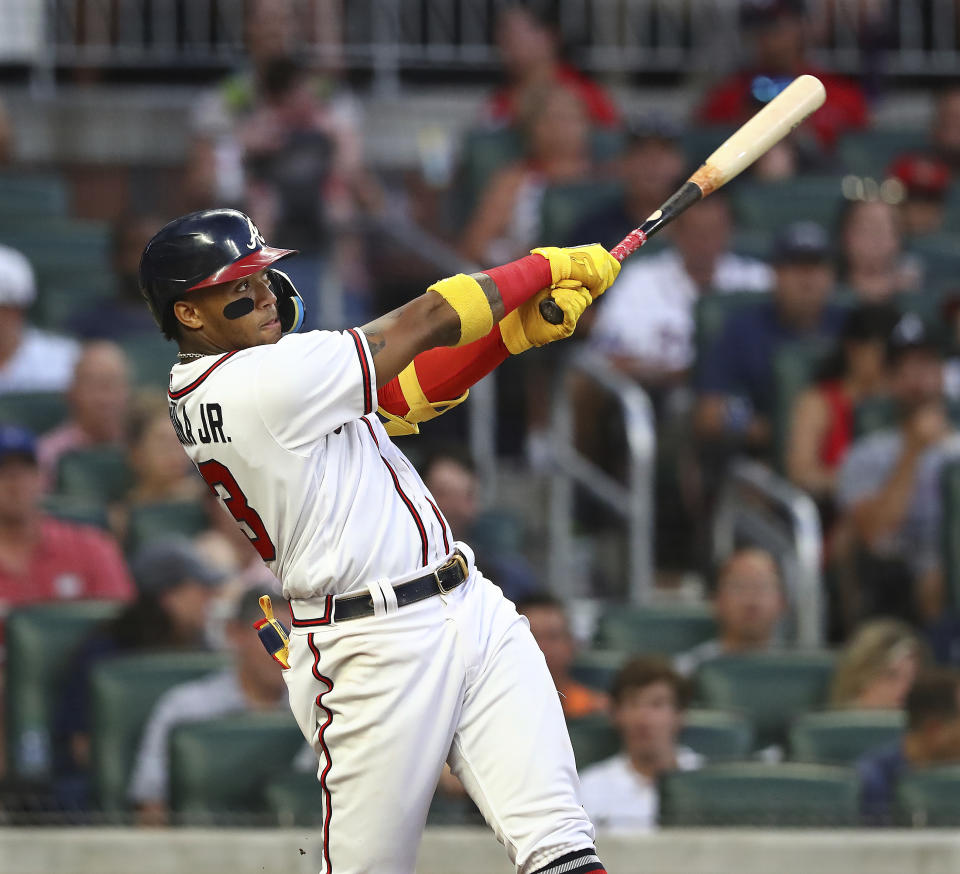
[139,208,305,338]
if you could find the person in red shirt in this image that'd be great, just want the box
[482,2,620,129]
[698,0,868,152]
[0,424,134,655]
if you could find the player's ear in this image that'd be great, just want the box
[173,298,204,331]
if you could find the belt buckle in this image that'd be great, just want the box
[435,551,468,595]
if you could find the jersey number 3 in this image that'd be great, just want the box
[198,460,277,561]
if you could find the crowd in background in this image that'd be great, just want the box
[4,0,960,830]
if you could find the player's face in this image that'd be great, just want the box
[188,269,282,351]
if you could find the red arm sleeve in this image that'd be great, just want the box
[379,326,509,416]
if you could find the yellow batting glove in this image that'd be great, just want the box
[500,280,592,354]
[531,244,621,301]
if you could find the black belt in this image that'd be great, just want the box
[293,551,469,627]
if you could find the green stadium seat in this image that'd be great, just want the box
[5,601,123,779]
[169,712,305,822]
[593,604,716,655]
[772,339,834,473]
[90,651,228,811]
[0,220,112,278]
[659,762,860,827]
[566,713,619,770]
[33,274,117,330]
[731,229,774,261]
[694,292,766,379]
[853,395,897,438]
[0,391,68,433]
[569,649,625,692]
[0,172,69,219]
[790,709,906,765]
[680,127,736,168]
[896,766,960,827]
[125,500,208,555]
[837,129,929,178]
[539,179,623,246]
[732,176,844,233]
[265,771,323,827]
[457,128,523,221]
[41,494,110,530]
[940,459,960,610]
[56,447,133,504]
[908,234,960,285]
[680,709,755,761]
[694,652,836,749]
[118,333,177,387]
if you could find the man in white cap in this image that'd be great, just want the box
[0,244,79,394]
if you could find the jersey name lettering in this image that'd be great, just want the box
[169,402,231,446]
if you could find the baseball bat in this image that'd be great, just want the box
[539,74,827,324]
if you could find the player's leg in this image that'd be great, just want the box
[446,573,606,874]
[282,595,466,874]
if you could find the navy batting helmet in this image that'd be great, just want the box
[139,208,305,339]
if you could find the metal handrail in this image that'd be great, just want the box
[712,458,824,648]
[548,347,656,603]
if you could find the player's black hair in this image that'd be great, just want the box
[906,669,960,731]
[611,655,691,709]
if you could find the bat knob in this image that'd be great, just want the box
[538,297,565,325]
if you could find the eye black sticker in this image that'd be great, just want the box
[223,298,256,320]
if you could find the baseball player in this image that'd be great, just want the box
[139,208,619,874]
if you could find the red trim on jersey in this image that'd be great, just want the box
[168,350,238,399]
[188,245,297,290]
[345,328,373,415]
[291,595,334,628]
[425,497,450,554]
[308,634,335,874]
[359,417,430,567]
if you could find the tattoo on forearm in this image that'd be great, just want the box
[363,330,386,357]
[473,273,506,323]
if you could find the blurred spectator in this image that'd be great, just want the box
[695,222,844,455]
[482,2,619,129]
[515,593,609,720]
[588,191,772,388]
[857,669,960,825]
[674,548,786,677]
[70,214,164,340]
[124,400,204,508]
[787,303,898,504]
[53,538,225,808]
[128,587,286,825]
[698,0,868,153]
[887,154,952,239]
[837,198,922,302]
[941,291,960,402]
[836,314,957,624]
[0,425,133,658]
[578,656,702,831]
[36,341,131,491]
[567,118,686,251]
[0,96,12,164]
[0,244,79,394]
[420,446,538,602]
[831,618,924,710]
[932,86,960,175]
[460,86,596,265]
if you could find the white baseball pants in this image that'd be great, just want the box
[282,545,596,874]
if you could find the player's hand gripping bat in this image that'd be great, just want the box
[539,74,827,324]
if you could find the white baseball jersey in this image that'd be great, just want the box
[166,329,453,599]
